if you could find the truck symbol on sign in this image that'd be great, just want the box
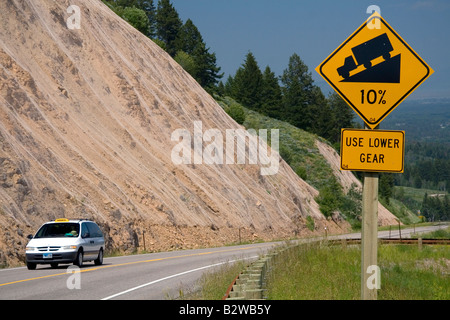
[337,33,393,79]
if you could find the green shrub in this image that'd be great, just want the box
[306,216,315,231]
[316,185,341,218]
[174,51,197,77]
[279,145,293,165]
[225,102,246,124]
[295,167,307,180]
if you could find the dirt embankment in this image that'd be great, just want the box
[316,140,400,226]
[0,0,356,266]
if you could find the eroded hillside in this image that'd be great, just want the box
[0,0,355,266]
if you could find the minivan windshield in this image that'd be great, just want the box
[34,223,80,238]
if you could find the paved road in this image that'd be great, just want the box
[0,224,447,300]
[329,223,449,240]
[0,242,274,300]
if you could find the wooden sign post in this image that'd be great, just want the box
[361,171,379,300]
[316,11,433,300]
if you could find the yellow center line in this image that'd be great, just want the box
[0,244,271,288]
[0,272,70,287]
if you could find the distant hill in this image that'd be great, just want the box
[315,78,450,144]
[364,98,450,144]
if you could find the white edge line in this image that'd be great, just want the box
[101,255,258,300]
[0,266,27,272]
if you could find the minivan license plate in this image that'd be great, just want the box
[43,253,52,259]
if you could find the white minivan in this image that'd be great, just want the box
[25,219,105,270]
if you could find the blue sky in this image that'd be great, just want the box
[171,0,450,100]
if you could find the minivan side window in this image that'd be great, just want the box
[87,222,103,238]
[81,223,90,238]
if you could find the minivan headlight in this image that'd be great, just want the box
[62,245,77,250]
[26,247,35,251]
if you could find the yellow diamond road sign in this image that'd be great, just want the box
[316,12,433,129]
[341,129,405,173]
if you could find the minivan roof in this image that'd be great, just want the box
[49,218,92,223]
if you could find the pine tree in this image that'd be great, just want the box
[421,192,430,219]
[443,195,449,220]
[225,68,244,99]
[137,0,157,38]
[216,81,225,96]
[379,173,395,204]
[326,92,355,144]
[232,52,263,111]
[260,66,282,119]
[280,53,317,130]
[155,0,182,57]
[223,75,235,97]
[309,87,332,138]
[177,19,222,89]
[176,19,203,54]
[192,42,223,91]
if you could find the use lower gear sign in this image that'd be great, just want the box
[316,11,433,300]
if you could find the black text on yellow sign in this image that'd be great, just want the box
[316,12,433,129]
[340,129,405,173]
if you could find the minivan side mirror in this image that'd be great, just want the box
[81,232,90,239]
[27,234,33,240]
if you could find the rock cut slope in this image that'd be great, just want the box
[0,0,351,265]
[316,141,400,226]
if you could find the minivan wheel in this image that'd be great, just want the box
[27,262,37,270]
[74,249,83,267]
[94,249,103,266]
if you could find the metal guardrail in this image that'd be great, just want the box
[223,254,271,300]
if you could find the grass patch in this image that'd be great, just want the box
[266,243,360,300]
[265,242,449,300]
[411,226,450,240]
[380,197,420,225]
[379,244,449,300]
[396,186,448,203]
[180,259,249,300]
[215,95,332,190]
